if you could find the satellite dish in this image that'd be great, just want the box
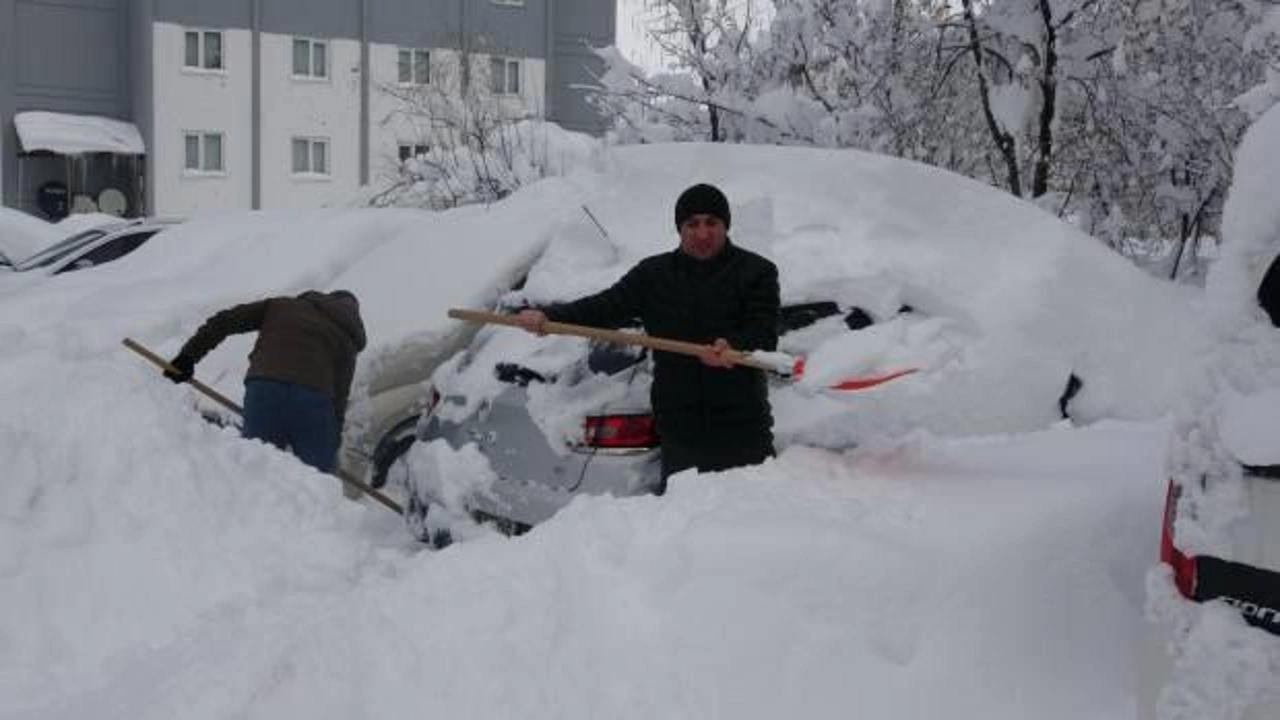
[98,187,128,217]
[71,194,99,214]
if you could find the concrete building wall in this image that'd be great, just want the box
[151,22,253,215]
[260,0,360,38]
[258,32,363,208]
[1,0,134,214]
[367,0,460,50]
[367,43,463,183]
[465,0,547,57]
[551,0,613,133]
[152,0,252,30]
[0,0,15,203]
[2,0,615,217]
[131,0,155,215]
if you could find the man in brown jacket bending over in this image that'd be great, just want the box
[165,290,367,474]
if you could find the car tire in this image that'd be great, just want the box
[370,414,420,489]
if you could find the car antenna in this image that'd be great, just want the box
[581,204,611,242]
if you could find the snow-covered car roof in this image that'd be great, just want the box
[0,207,63,267]
[0,142,1211,439]
[437,143,1212,441]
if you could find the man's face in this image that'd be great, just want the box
[678,214,728,260]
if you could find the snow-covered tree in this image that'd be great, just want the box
[594,0,764,142]
[367,60,600,210]
[592,0,1280,273]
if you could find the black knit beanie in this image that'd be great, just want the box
[674,183,731,230]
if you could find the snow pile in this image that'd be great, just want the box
[362,119,605,211]
[1206,103,1280,331]
[55,212,130,234]
[0,207,62,265]
[1160,101,1280,560]
[1146,102,1280,719]
[0,141,1222,719]
[448,143,1210,446]
[1146,571,1280,720]
[1218,388,1280,466]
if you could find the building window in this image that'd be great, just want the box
[183,132,224,173]
[292,38,328,79]
[489,57,521,95]
[292,137,329,175]
[398,49,430,85]
[183,30,223,70]
[397,143,430,162]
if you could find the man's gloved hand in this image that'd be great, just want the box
[164,353,196,383]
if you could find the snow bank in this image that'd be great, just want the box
[1206,102,1280,330]
[1146,98,1280,720]
[458,142,1209,443]
[0,140,1218,720]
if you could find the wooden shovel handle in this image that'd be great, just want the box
[122,337,404,516]
[446,308,772,371]
[123,337,243,414]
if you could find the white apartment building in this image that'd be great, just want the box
[0,0,615,219]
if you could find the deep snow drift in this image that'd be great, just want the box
[0,140,1259,719]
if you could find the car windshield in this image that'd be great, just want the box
[14,229,108,270]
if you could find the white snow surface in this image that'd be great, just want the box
[14,110,146,155]
[1207,103,1280,331]
[1143,101,1280,720]
[444,143,1212,445]
[1218,388,1280,466]
[0,140,1260,719]
[0,207,63,265]
[55,212,132,235]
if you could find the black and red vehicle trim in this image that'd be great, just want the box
[1161,474,1280,635]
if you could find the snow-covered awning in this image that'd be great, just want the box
[14,111,145,155]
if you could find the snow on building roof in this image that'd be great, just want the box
[14,111,145,155]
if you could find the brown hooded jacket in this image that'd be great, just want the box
[178,291,367,423]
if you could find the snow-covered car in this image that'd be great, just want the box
[156,206,560,498]
[403,298,860,536]
[1138,306,1280,719]
[392,142,1210,542]
[0,206,63,268]
[1138,105,1280,720]
[11,218,181,275]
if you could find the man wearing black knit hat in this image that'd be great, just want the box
[514,183,780,488]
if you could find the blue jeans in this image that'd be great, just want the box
[241,378,340,473]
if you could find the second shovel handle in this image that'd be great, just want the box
[445,308,769,370]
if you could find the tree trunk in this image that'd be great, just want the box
[961,0,1022,196]
[1031,0,1057,198]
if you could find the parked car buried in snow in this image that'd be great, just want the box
[1138,253,1280,720]
[397,299,885,539]
[11,218,181,275]
[372,142,1211,542]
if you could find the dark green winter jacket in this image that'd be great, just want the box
[545,240,779,446]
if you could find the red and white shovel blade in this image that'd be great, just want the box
[789,356,918,392]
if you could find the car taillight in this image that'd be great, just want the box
[1160,479,1198,599]
[581,414,658,449]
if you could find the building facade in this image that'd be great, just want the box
[0,0,615,219]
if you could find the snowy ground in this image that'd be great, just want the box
[4,415,1165,720]
[0,138,1275,719]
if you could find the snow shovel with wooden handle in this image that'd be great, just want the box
[122,337,404,516]
[446,309,918,392]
